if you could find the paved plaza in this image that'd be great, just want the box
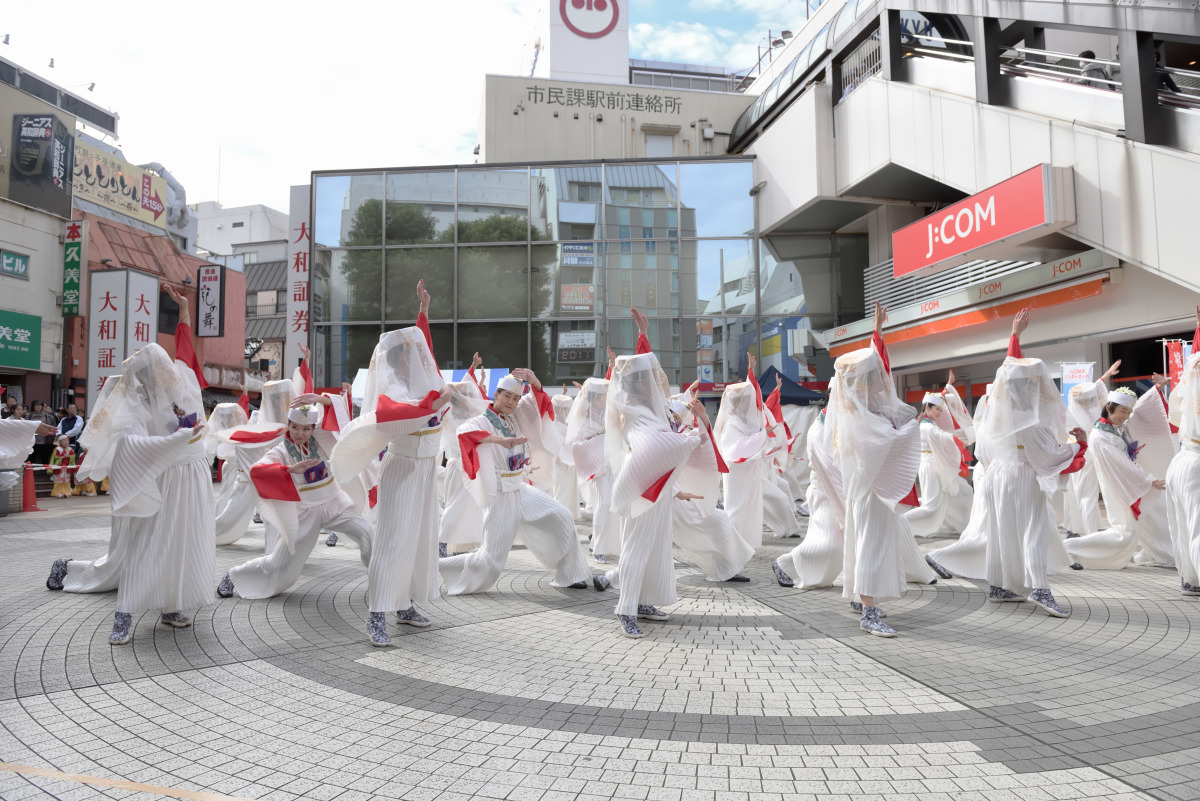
[1,501,1198,801]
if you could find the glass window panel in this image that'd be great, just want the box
[604,163,678,239]
[833,5,856,42]
[812,21,833,55]
[684,317,758,386]
[457,245,529,320]
[312,249,383,323]
[758,240,808,318]
[530,165,602,240]
[760,315,817,381]
[314,174,383,247]
[457,322,528,373]
[385,248,454,321]
[603,242,679,317]
[385,172,454,244]
[533,321,602,385]
[535,242,599,319]
[603,319,681,385]
[685,238,755,318]
[679,162,754,238]
[457,169,530,243]
[312,324,382,388]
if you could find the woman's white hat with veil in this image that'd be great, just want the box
[976,357,1067,464]
[78,344,204,482]
[713,382,765,464]
[205,403,249,461]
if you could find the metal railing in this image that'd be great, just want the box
[839,31,882,101]
[246,302,286,318]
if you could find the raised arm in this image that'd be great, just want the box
[871,301,891,374]
[1008,307,1029,358]
[416,279,433,355]
[164,283,208,388]
[631,307,651,354]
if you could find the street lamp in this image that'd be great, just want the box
[752,29,794,82]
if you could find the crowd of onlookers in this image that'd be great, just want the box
[3,396,95,495]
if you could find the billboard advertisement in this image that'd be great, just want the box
[72,141,168,229]
[0,83,76,220]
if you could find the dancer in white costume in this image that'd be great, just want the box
[0,416,55,491]
[1063,362,1122,537]
[977,309,1088,618]
[773,306,936,601]
[439,368,591,595]
[905,388,973,538]
[1167,310,1200,596]
[592,351,703,638]
[761,375,802,537]
[216,401,374,602]
[209,398,253,545]
[82,285,215,645]
[714,358,798,548]
[823,302,921,637]
[47,306,208,596]
[567,376,618,562]
[214,378,296,549]
[1066,381,1176,569]
[546,389,581,521]
[437,374,489,556]
[331,280,448,646]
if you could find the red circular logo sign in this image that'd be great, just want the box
[560,0,620,39]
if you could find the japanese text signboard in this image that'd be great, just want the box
[87,269,159,395]
[892,164,1076,279]
[72,142,168,229]
[0,309,41,370]
[0,83,77,220]
[285,184,312,379]
[62,220,85,316]
[196,264,225,337]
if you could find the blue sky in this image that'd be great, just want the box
[628,0,806,74]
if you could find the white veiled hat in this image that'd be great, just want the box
[497,374,524,395]
[922,393,945,407]
[667,398,689,421]
[976,357,1066,462]
[1107,388,1136,408]
[259,380,296,425]
[362,326,445,415]
[287,404,323,425]
[205,402,249,461]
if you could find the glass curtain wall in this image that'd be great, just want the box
[310,159,818,388]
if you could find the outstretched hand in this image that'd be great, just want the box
[675,491,704,501]
[297,341,311,362]
[1012,307,1030,337]
[948,369,956,385]
[36,423,57,437]
[687,397,710,427]
[1069,426,1088,444]
[416,279,430,314]
[747,351,756,375]
[873,300,887,334]
[291,393,331,408]
[287,458,320,475]
[630,307,649,336]
[1152,372,1170,388]
[472,352,483,369]
[511,368,541,390]
[1102,360,1122,382]
[775,374,783,392]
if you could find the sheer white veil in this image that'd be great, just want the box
[205,402,249,461]
[604,353,670,479]
[976,357,1066,462]
[822,345,915,489]
[78,344,204,480]
[712,382,760,457]
[363,327,445,414]
[258,380,297,425]
[564,377,609,466]
[1066,381,1103,432]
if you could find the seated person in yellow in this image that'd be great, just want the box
[50,436,75,497]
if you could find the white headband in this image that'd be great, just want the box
[497,375,524,395]
[922,393,945,407]
[287,404,323,425]
[667,399,689,419]
[1106,389,1135,408]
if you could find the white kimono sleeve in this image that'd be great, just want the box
[938,383,975,445]
[1125,389,1174,480]
[0,419,40,492]
[927,423,964,495]
[1092,430,1154,513]
[612,426,701,518]
[673,424,721,517]
[457,415,499,509]
[110,428,200,518]
[870,418,922,508]
[1021,425,1083,478]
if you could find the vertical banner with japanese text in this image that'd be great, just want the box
[1167,342,1186,391]
[87,269,160,396]
[285,184,311,381]
[196,264,225,337]
[62,220,85,316]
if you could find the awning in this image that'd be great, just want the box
[829,272,1111,359]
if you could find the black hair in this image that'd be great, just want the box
[1103,401,1123,417]
[1079,50,1096,60]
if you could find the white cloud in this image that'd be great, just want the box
[629,21,743,66]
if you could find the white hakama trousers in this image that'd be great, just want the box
[783,481,842,589]
[370,451,441,612]
[982,459,1063,592]
[906,466,973,538]
[439,484,589,594]
[1065,489,1171,569]
[439,455,482,547]
[590,471,621,557]
[898,514,936,584]
[228,501,373,599]
[842,486,907,603]
[554,458,580,521]
[214,469,257,546]
[927,468,991,578]
[63,518,130,593]
[1167,449,1200,588]
[1064,461,1103,535]
[607,500,675,616]
[116,460,215,615]
[763,471,800,536]
[671,499,753,581]
[723,462,765,549]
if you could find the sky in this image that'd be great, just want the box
[4,0,807,214]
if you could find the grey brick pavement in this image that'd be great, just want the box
[1,503,1195,800]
